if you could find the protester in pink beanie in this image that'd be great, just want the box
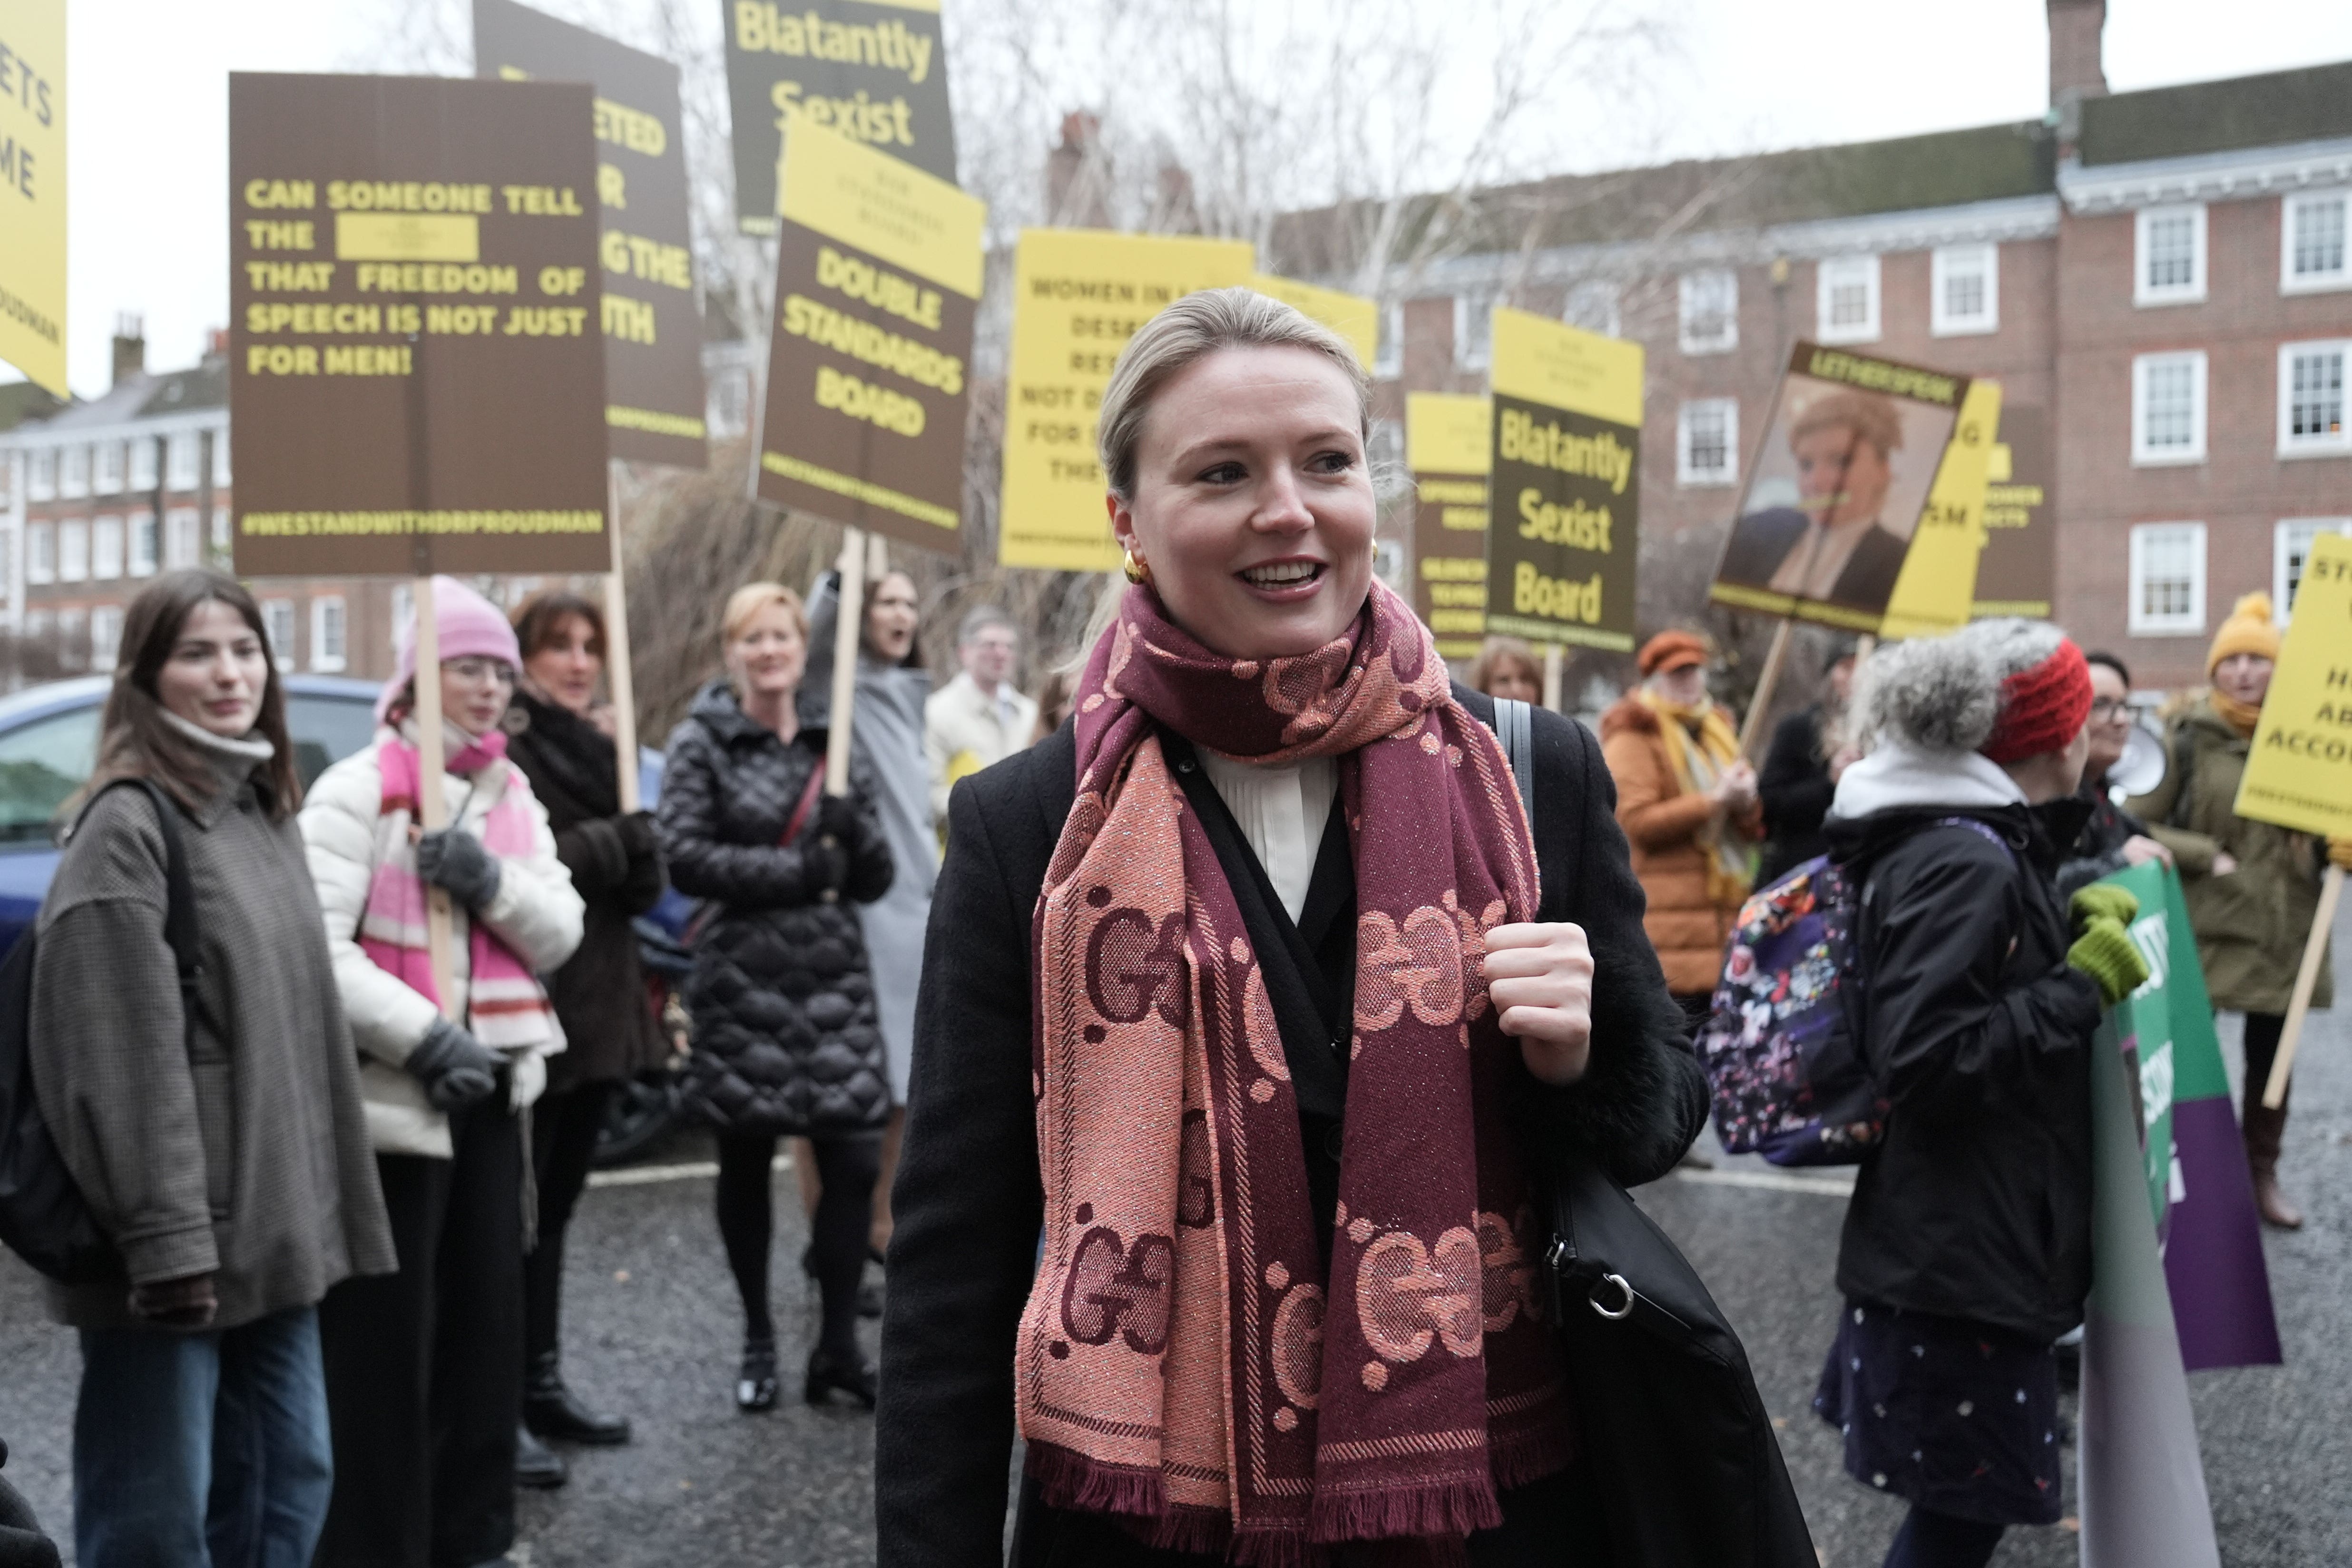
[375,576,526,723]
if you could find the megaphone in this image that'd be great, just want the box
[2108,723,2166,803]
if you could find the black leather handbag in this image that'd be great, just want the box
[1489,700,1817,1568]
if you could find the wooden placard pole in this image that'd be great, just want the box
[2263,863,2343,1109]
[1541,643,1565,713]
[409,577,459,1020]
[1738,619,1795,759]
[604,464,641,813]
[824,527,868,797]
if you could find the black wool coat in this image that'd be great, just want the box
[875,685,1707,1567]
[657,680,894,1137]
[504,689,667,1093]
[1826,802,2104,1343]
[1757,704,1836,885]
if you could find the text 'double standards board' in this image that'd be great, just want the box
[475,0,707,469]
[755,112,983,555]
[1408,392,1492,662]
[999,230,1254,572]
[229,73,610,578]
[1483,308,1644,652]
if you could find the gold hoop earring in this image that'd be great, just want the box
[1122,550,1151,587]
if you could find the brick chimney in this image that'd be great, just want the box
[2048,0,2107,153]
[110,312,146,387]
[1045,111,1112,229]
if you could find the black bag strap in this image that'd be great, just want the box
[1492,697,1535,829]
[71,778,201,1004]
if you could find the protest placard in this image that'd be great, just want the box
[228,73,610,578]
[476,0,706,469]
[1482,307,1642,653]
[998,229,1254,571]
[722,0,955,234]
[1877,379,2000,640]
[755,111,982,556]
[1970,404,2054,619]
[1710,343,1969,634]
[1408,392,1490,661]
[1250,274,1378,371]
[0,0,66,396]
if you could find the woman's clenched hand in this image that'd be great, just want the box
[1482,922,1595,1086]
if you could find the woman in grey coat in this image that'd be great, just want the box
[30,570,393,1568]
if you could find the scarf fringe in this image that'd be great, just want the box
[1024,1441,1167,1520]
[1487,1423,1578,1496]
[1306,1477,1502,1546]
[1147,1504,1238,1558]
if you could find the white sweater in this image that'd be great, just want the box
[299,730,585,1157]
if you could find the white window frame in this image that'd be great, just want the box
[1815,255,1881,344]
[1676,397,1739,488]
[311,595,349,673]
[1563,279,1620,339]
[26,522,55,585]
[1931,244,1999,336]
[165,507,202,570]
[2135,204,2207,307]
[1678,269,1738,355]
[261,598,296,661]
[57,607,87,671]
[2131,351,2208,466]
[166,433,200,491]
[91,516,124,581]
[90,606,125,672]
[1454,293,1494,372]
[59,446,88,499]
[129,511,160,578]
[2127,521,2208,636]
[2276,340,2350,457]
[2280,190,2350,294]
[58,519,89,582]
[2275,519,2352,621]
[129,438,158,491]
[1373,301,1402,379]
[27,449,56,501]
[93,442,124,495]
[210,426,232,484]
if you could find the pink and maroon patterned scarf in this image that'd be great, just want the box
[1020,578,1570,1564]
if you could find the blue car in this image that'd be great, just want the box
[0,674,687,1162]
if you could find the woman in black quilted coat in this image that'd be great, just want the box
[657,582,894,1412]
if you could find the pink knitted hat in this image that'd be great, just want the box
[377,575,524,721]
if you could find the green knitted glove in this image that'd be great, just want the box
[2068,916,2150,1007]
[2069,883,2140,933]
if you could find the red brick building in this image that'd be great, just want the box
[1297,0,2351,690]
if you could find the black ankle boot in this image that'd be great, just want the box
[737,1337,780,1413]
[805,1345,878,1410]
[524,1350,631,1445]
[514,1422,567,1489]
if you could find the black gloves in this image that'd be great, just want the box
[128,1272,218,1331]
[799,793,864,895]
[406,1017,502,1110]
[617,809,660,863]
[417,828,502,911]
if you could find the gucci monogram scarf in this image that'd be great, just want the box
[1020,579,1572,1563]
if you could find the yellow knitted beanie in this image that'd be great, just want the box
[2207,591,2280,673]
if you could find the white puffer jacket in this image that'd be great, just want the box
[300,727,585,1157]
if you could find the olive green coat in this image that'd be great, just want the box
[2127,698,2334,1015]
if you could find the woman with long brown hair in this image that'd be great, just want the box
[30,569,392,1568]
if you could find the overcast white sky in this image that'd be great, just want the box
[14,0,2352,397]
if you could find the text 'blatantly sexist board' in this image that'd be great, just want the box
[228,73,609,577]
[722,0,955,235]
[999,230,1254,571]
[755,113,982,553]
[1484,309,1643,652]
[0,0,66,396]
[475,0,707,468]
[1408,392,1491,661]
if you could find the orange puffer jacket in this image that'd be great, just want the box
[1598,696,1762,996]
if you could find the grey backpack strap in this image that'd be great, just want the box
[1492,698,1535,828]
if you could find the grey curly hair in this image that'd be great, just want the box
[1852,618,2068,753]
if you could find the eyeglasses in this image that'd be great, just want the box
[2089,697,2129,721]
[447,657,517,686]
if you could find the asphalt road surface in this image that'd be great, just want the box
[4,901,2347,1566]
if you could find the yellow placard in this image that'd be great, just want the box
[335,213,481,263]
[2235,531,2352,838]
[779,110,983,298]
[1408,393,1491,476]
[999,228,1255,571]
[0,0,66,395]
[1490,306,1642,429]
[1250,274,1377,372]
[1879,380,2003,641]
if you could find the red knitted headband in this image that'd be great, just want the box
[1980,638,2092,764]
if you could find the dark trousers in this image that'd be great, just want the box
[524,1080,615,1367]
[714,1129,878,1359]
[2241,1011,2290,1110]
[315,1100,523,1568]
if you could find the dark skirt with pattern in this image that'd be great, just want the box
[1813,1297,2064,1527]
